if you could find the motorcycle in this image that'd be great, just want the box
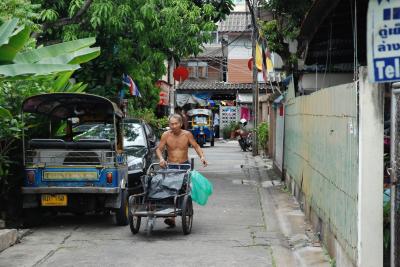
[235,119,252,152]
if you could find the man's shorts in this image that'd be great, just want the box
[168,161,191,170]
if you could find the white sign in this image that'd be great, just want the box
[367,0,400,83]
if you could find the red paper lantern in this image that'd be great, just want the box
[247,58,262,71]
[173,66,189,82]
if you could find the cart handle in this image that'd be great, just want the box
[146,162,192,175]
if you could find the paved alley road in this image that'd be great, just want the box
[0,141,329,267]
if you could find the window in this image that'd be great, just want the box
[207,31,220,44]
[188,62,198,78]
[186,61,208,79]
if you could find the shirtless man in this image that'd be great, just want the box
[156,114,208,169]
[156,114,207,227]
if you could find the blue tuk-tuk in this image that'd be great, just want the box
[187,108,214,147]
[21,93,129,226]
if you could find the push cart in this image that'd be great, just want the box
[128,163,193,236]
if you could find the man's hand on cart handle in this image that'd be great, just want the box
[159,158,167,168]
[200,156,208,167]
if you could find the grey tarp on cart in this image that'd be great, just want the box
[147,170,187,199]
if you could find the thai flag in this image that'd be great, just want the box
[122,73,141,97]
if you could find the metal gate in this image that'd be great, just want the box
[391,85,400,267]
[219,106,238,135]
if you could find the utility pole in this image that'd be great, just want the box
[168,57,175,115]
[246,0,259,156]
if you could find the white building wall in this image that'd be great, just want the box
[300,73,353,92]
[228,36,252,60]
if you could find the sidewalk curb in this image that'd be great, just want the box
[0,229,17,252]
[245,154,331,267]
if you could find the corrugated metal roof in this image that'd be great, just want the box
[198,45,223,58]
[176,80,269,93]
[218,12,252,33]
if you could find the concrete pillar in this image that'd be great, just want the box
[357,66,383,267]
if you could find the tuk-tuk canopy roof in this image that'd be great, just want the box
[187,109,212,117]
[22,93,123,121]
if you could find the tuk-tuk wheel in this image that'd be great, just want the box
[181,195,193,235]
[115,189,129,226]
[23,208,42,228]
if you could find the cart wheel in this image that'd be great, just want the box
[182,195,193,235]
[129,196,141,234]
[115,189,129,226]
[129,215,141,234]
[147,217,155,236]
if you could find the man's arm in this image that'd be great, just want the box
[156,132,168,168]
[186,132,208,167]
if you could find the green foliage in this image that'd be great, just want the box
[0,19,100,79]
[35,0,233,111]
[383,193,391,251]
[260,0,312,71]
[222,121,239,139]
[0,0,41,29]
[256,122,269,151]
[127,105,168,138]
[0,17,100,219]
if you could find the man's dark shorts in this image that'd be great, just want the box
[168,161,191,170]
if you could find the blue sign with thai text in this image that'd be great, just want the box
[368,0,400,83]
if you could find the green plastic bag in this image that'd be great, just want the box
[190,170,213,205]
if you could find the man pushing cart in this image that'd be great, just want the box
[127,114,208,235]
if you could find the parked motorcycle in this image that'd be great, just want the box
[236,119,252,152]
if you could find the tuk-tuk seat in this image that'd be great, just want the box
[75,139,114,149]
[29,139,66,149]
[29,139,114,150]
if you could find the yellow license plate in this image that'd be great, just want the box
[41,194,67,206]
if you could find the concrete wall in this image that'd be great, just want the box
[284,81,359,265]
[274,106,284,171]
[283,69,383,266]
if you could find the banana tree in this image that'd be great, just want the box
[0,18,101,198]
[0,18,100,79]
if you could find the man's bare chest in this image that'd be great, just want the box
[166,134,189,149]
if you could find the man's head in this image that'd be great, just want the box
[169,114,183,133]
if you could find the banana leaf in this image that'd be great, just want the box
[0,19,18,46]
[0,106,12,119]
[0,63,80,77]
[0,26,31,64]
[14,37,97,64]
[37,47,100,65]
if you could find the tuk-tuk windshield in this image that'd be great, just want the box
[74,123,115,141]
[193,116,208,125]
[74,122,147,147]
